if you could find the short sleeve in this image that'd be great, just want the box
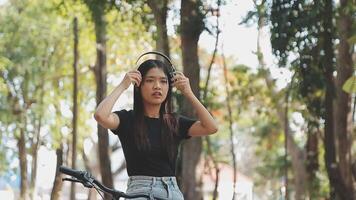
[178,115,197,139]
[110,109,132,136]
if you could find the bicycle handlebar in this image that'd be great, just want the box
[59,166,83,179]
[59,166,166,200]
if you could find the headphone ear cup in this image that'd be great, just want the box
[169,70,175,80]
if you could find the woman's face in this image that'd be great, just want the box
[140,67,169,106]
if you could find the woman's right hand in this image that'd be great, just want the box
[120,70,142,89]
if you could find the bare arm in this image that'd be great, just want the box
[94,70,141,130]
[184,92,219,136]
[172,72,218,136]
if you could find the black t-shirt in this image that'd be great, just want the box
[110,109,196,177]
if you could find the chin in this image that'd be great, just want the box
[150,100,164,105]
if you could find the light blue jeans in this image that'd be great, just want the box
[125,176,184,200]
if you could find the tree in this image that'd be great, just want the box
[334,0,354,197]
[147,0,170,56]
[178,0,205,199]
[70,16,79,200]
[83,2,113,198]
[0,1,68,199]
[270,0,355,199]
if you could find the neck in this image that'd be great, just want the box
[143,103,161,118]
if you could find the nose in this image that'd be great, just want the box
[153,80,161,89]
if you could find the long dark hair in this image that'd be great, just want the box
[133,59,178,160]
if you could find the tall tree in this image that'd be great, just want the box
[270,0,355,199]
[320,1,344,199]
[84,2,113,198]
[70,16,79,200]
[334,0,354,197]
[18,110,28,200]
[147,0,170,56]
[201,2,222,199]
[244,1,310,198]
[0,1,66,199]
[221,50,238,200]
[179,0,205,199]
[50,144,64,200]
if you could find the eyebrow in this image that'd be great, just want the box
[145,76,167,79]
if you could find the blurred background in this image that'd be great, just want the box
[0,0,355,199]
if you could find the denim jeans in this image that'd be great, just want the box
[125,176,184,200]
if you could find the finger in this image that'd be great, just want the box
[172,80,186,88]
[174,71,184,76]
[175,72,185,79]
[130,72,142,80]
[131,76,141,86]
[131,79,139,86]
[130,73,142,81]
[175,77,187,83]
[129,70,142,77]
[174,79,187,85]
[129,73,140,84]
[172,74,183,82]
[174,72,184,78]
[130,69,140,73]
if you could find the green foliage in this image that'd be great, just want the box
[240,0,270,27]
[225,63,291,197]
[348,35,356,45]
[268,0,355,198]
[271,1,328,66]
[2,0,342,198]
[270,1,335,120]
[0,0,159,176]
[114,0,154,34]
[342,76,356,94]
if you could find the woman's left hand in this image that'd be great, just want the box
[172,72,193,96]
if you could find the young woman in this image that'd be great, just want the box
[94,59,218,200]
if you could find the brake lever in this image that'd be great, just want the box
[82,171,95,188]
[62,177,84,184]
[62,177,94,188]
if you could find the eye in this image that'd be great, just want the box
[145,79,153,83]
[161,80,168,84]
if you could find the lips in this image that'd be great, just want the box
[152,92,162,97]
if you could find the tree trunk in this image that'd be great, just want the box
[334,0,354,198]
[285,128,308,200]
[284,87,290,200]
[260,50,309,200]
[221,51,237,200]
[29,116,42,199]
[201,5,221,199]
[147,0,170,57]
[255,5,308,199]
[18,123,28,200]
[179,1,205,199]
[89,2,114,197]
[306,128,319,198]
[70,16,79,200]
[82,149,97,200]
[50,144,64,200]
[50,96,65,200]
[321,1,350,199]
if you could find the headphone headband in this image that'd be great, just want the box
[136,51,173,66]
[135,51,176,78]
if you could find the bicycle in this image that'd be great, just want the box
[59,166,168,200]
